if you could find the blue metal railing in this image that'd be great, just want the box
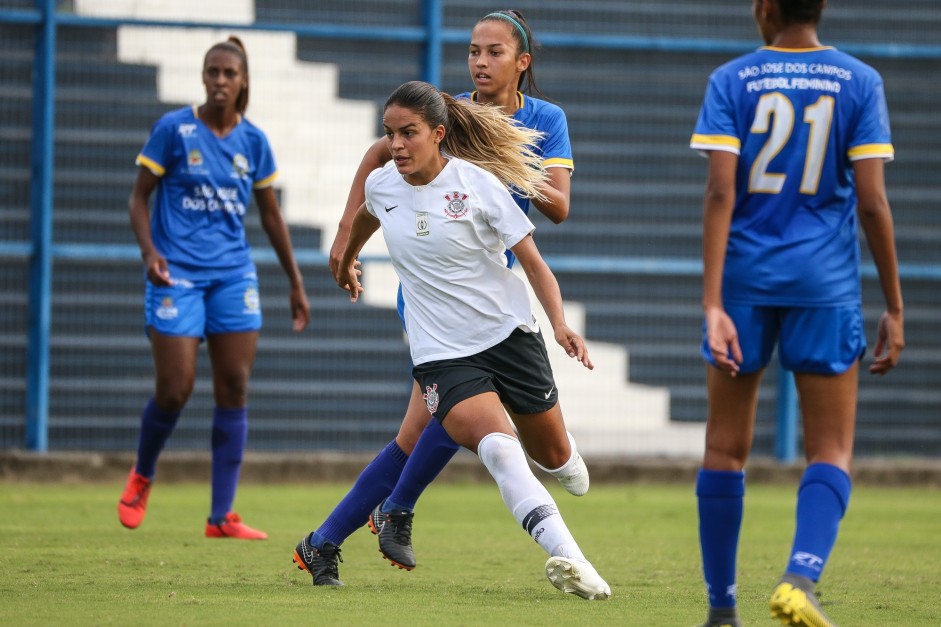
[7,241,940,280]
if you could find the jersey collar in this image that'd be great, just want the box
[470,90,525,111]
[760,45,834,53]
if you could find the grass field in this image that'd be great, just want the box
[1,479,939,626]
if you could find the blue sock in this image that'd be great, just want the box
[786,463,851,582]
[697,468,745,609]
[314,439,408,546]
[383,419,460,513]
[209,406,248,524]
[135,397,180,479]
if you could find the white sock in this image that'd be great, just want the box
[531,431,579,478]
[477,432,585,561]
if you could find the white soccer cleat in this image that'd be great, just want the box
[545,556,611,600]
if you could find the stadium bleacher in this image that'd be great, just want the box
[2,1,939,455]
[278,1,941,454]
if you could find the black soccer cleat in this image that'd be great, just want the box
[367,504,416,570]
[292,535,344,586]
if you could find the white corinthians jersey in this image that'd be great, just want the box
[365,158,539,365]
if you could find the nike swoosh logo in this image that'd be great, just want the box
[544,387,554,399]
[385,205,398,212]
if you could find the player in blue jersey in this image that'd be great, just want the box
[299,79,610,600]
[119,36,310,540]
[689,2,904,625]
[294,10,585,585]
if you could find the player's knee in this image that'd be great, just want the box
[395,407,433,453]
[154,380,193,413]
[477,432,523,470]
[212,374,250,407]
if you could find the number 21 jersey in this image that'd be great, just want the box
[690,46,893,306]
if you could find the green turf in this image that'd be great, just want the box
[1,480,938,626]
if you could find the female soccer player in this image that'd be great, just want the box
[689,1,904,625]
[119,36,311,539]
[297,10,585,582]
[298,80,609,600]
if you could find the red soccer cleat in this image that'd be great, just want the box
[205,512,268,540]
[118,467,152,529]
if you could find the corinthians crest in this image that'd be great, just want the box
[444,191,468,218]
[423,383,440,414]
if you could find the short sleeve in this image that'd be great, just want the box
[135,118,175,176]
[363,167,382,218]
[690,71,742,156]
[252,131,279,188]
[538,106,574,170]
[477,170,535,249]
[848,74,894,162]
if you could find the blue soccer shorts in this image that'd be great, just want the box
[701,303,866,375]
[144,269,262,338]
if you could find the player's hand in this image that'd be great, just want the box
[289,285,310,332]
[335,261,363,303]
[869,309,904,375]
[554,325,594,370]
[705,305,742,376]
[143,250,171,286]
[328,228,350,281]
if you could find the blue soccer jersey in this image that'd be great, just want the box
[136,105,278,278]
[690,46,893,306]
[458,91,573,267]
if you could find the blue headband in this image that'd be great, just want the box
[485,12,530,53]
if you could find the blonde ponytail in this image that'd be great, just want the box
[383,81,548,202]
[440,93,548,202]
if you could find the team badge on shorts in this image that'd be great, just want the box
[416,212,430,236]
[156,296,178,320]
[423,383,439,414]
[444,191,468,218]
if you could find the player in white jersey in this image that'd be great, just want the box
[336,80,608,600]
[294,10,585,585]
[119,37,310,540]
[689,2,904,626]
